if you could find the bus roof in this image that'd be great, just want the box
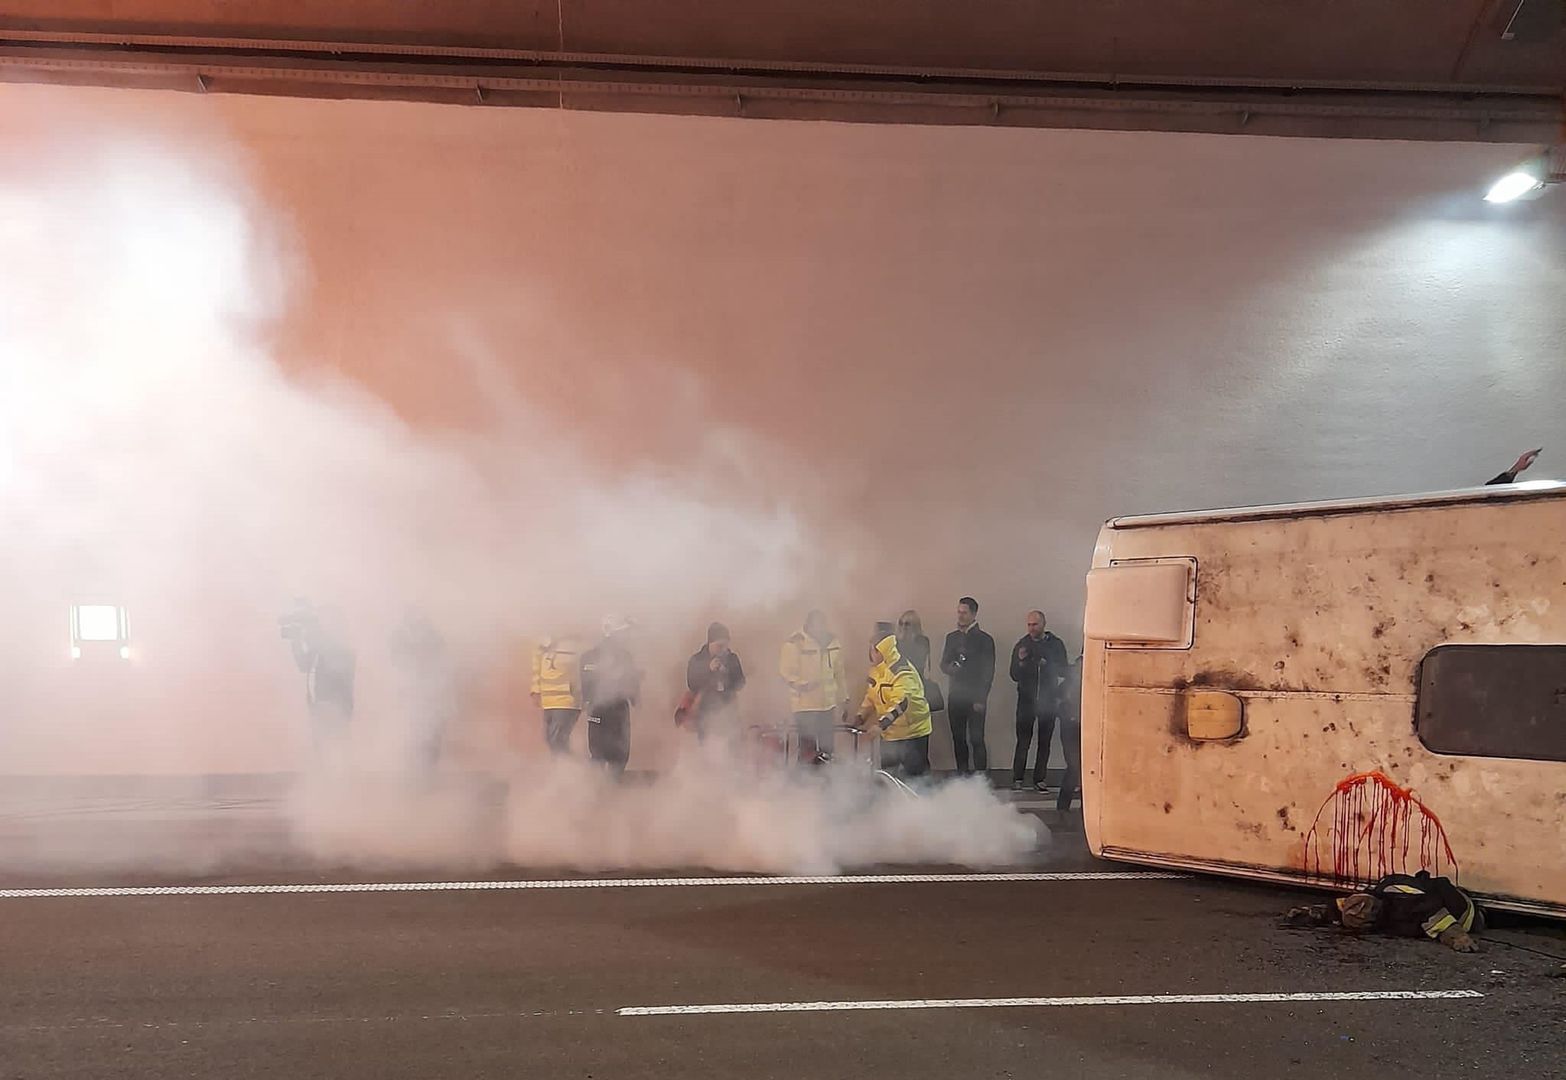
[1106,480,1566,530]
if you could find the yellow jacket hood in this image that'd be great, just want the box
[861,635,932,742]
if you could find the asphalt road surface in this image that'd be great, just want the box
[4,803,1565,1079]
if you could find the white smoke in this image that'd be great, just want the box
[0,104,1041,875]
[503,754,1040,875]
[294,749,1040,875]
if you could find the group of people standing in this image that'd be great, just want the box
[881,598,1082,809]
[286,603,457,772]
[531,615,642,775]
[528,598,1083,808]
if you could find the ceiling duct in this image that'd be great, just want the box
[0,2,1561,142]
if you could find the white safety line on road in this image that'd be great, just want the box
[4,990,1485,1034]
[0,870,1184,899]
[617,989,1486,1016]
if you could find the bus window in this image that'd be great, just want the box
[1084,557,1196,650]
[1417,644,1566,763]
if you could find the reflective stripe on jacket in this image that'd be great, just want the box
[780,631,847,713]
[1374,873,1477,939]
[859,635,933,742]
[532,639,581,710]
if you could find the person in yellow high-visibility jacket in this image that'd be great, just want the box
[855,625,933,779]
[779,610,849,764]
[532,636,582,754]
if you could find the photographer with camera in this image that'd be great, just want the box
[281,600,357,749]
[682,622,746,743]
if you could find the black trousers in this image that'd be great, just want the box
[1057,716,1082,811]
[587,704,631,776]
[1012,701,1057,786]
[881,734,930,779]
[543,708,580,755]
[947,698,988,773]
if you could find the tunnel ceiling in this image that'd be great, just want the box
[2,1,1563,141]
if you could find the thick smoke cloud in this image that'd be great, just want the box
[0,108,1038,875]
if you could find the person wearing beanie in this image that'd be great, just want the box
[684,621,747,742]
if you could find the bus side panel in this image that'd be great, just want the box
[1095,689,1566,900]
[1086,497,1566,910]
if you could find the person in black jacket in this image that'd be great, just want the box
[939,597,996,777]
[684,622,746,742]
[1009,610,1070,792]
[581,615,642,778]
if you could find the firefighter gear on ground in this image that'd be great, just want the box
[1353,871,1481,942]
[1290,871,1483,952]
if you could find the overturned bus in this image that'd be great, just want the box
[1081,481,1566,919]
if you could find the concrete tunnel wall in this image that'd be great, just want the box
[1,83,1563,776]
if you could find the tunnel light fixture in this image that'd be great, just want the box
[1484,147,1563,204]
[1484,170,1545,203]
[74,605,123,642]
[70,604,130,659]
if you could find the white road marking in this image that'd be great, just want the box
[618,989,1485,1016]
[0,870,1183,899]
[5,1009,610,1033]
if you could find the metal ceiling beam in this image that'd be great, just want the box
[2,31,1561,142]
